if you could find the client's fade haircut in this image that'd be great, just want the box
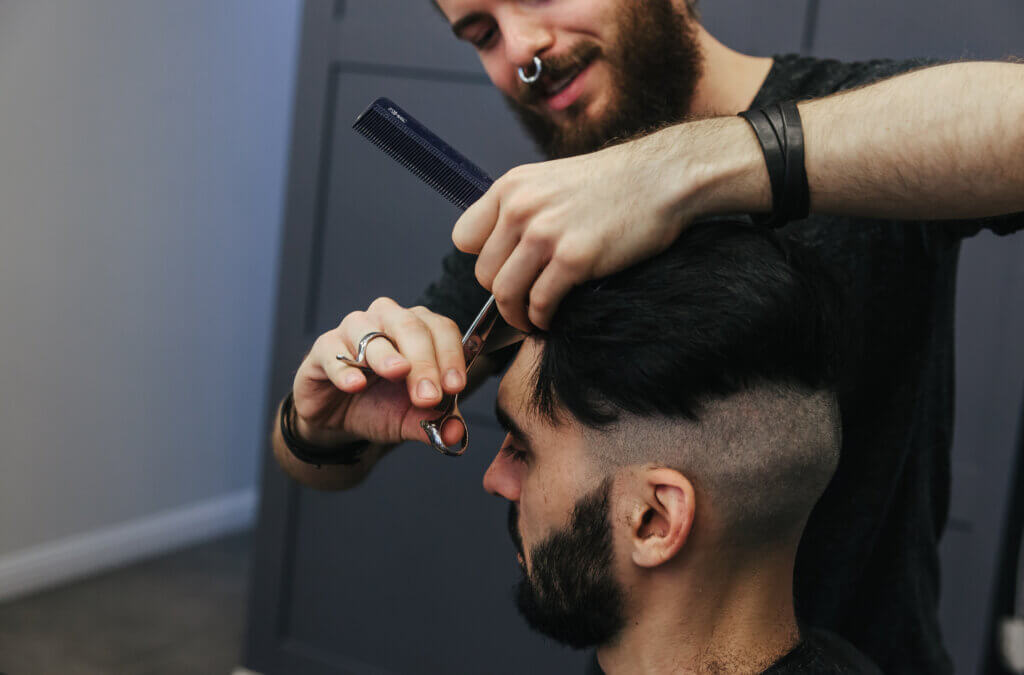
[529,221,845,548]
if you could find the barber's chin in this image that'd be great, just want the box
[557,96,614,135]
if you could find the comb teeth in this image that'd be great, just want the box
[352,98,493,211]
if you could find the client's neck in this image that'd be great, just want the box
[597,541,800,675]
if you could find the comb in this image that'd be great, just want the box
[352,97,494,210]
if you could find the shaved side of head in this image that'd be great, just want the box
[585,385,840,549]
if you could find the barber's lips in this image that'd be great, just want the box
[543,62,592,112]
[517,552,525,566]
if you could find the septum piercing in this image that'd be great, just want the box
[518,56,543,84]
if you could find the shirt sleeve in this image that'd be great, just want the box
[938,211,1024,239]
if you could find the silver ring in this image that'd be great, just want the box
[337,331,396,370]
[518,56,542,84]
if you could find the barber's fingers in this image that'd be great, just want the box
[372,302,457,409]
[438,416,467,449]
[527,245,590,330]
[316,298,468,412]
[296,328,371,401]
[474,205,526,290]
[410,307,467,395]
[491,240,548,332]
[452,187,500,254]
[337,301,410,378]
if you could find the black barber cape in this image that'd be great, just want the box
[418,54,1024,674]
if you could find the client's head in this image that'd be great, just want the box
[483,221,844,650]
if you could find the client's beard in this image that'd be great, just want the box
[509,477,626,649]
[506,0,704,159]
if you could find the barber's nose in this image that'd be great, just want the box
[502,15,553,73]
[483,444,521,501]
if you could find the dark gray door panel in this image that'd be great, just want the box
[330,0,483,74]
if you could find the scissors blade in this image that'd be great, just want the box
[482,318,525,355]
[461,295,526,372]
[462,295,499,346]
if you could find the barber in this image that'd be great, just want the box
[273,1,1024,673]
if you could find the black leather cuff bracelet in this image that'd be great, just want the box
[738,100,811,228]
[279,391,370,466]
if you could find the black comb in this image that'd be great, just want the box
[352,97,494,211]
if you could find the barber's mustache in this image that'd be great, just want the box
[515,42,603,107]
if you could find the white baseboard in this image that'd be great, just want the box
[0,488,257,603]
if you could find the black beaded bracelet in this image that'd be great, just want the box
[738,100,811,228]
[279,391,370,466]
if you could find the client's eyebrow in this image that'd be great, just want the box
[494,400,535,451]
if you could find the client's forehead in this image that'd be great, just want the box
[496,338,544,421]
[497,340,601,489]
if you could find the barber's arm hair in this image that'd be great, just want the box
[798,61,1024,220]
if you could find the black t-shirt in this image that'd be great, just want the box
[583,628,882,674]
[418,54,1024,674]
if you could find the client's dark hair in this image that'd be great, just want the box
[528,221,845,547]
[532,221,843,427]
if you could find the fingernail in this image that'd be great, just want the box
[344,372,362,387]
[445,369,462,389]
[385,356,404,369]
[417,379,439,400]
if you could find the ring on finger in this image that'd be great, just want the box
[336,331,397,370]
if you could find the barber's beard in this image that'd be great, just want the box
[508,477,626,649]
[506,0,703,159]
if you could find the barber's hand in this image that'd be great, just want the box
[452,117,768,331]
[291,297,468,449]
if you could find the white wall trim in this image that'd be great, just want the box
[0,489,257,603]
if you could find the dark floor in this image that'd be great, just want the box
[0,531,251,675]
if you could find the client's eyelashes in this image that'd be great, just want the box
[500,444,529,465]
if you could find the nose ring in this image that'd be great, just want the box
[518,56,543,84]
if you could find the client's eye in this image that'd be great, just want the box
[500,443,529,465]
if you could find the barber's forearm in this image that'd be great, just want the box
[640,115,771,221]
[799,61,1024,219]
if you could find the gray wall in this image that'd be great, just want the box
[0,0,300,574]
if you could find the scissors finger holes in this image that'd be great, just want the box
[421,413,468,457]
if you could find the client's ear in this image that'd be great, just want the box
[628,468,695,568]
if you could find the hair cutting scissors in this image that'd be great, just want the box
[421,295,524,456]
